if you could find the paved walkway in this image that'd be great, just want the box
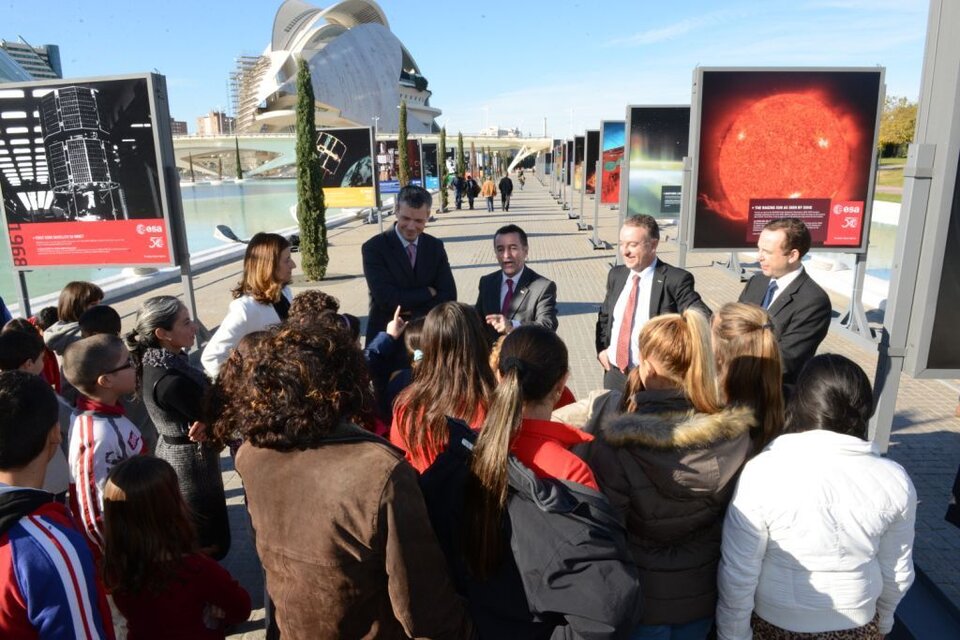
[102,173,960,637]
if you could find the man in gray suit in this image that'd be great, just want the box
[475,224,558,343]
[596,214,711,391]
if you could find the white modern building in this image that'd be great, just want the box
[230,0,440,134]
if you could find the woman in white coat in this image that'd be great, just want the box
[201,233,295,378]
[717,354,916,640]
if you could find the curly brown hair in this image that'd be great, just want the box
[213,318,372,450]
[289,290,341,325]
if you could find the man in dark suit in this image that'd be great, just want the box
[361,185,457,342]
[475,224,558,343]
[596,214,711,391]
[739,217,831,385]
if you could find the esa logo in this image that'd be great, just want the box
[136,224,163,235]
[831,203,862,216]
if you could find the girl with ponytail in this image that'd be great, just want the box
[712,302,785,452]
[585,308,754,639]
[419,325,642,638]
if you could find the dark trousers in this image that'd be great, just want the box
[501,193,511,210]
[603,366,631,394]
[455,191,463,209]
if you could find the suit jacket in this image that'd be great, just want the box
[595,260,711,354]
[739,269,832,384]
[362,227,457,341]
[475,267,558,342]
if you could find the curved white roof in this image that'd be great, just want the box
[272,0,388,52]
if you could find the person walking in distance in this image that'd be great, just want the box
[498,173,514,211]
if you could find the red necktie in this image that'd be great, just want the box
[615,275,640,371]
[501,278,514,317]
[406,243,416,268]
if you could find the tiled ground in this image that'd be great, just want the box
[102,174,960,637]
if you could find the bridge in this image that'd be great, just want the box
[172,133,553,179]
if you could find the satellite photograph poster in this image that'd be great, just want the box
[565,140,573,186]
[691,68,883,251]
[376,139,422,194]
[573,136,585,190]
[600,121,624,205]
[585,130,600,195]
[422,142,439,190]
[626,106,689,218]
[0,75,175,268]
[316,127,375,208]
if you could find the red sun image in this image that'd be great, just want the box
[714,93,850,221]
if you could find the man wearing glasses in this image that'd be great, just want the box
[596,214,711,392]
[739,217,832,385]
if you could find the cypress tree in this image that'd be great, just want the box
[188,153,195,182]
[295,57,328,280]
[217,156,223,180]
[234,136,244,180]
[439,127,448,210]
[470,140,477,178]
[397,100,409,187]
[456,132,466,177]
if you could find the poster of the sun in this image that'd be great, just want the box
[625,106,689,218]
[690,68,883,252]
[316,127,376,208]
[573,136,585,190]
[600,121,624,205]
[0,74,177,268]
[375,139,422,194]
[585,130,600,195]
[422,142,439,190]
[565,140,573,186]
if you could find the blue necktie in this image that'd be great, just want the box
[762,280,778,309]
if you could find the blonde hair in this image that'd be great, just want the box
[623,309,720,414]
[713,302,784,451]
[231,233,290,304]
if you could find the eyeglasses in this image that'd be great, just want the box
[103,359,134,375]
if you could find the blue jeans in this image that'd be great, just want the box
[629,617,713,640]
[486,196,495,211]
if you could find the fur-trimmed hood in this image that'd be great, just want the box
[599,389,755,497]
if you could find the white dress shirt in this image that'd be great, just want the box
[606,259,657,369]
[765,264,804,308]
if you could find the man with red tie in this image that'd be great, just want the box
[595,215,711,392]
[475,224,558,344]
[361,186,457,342]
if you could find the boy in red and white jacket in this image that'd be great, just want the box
[63,334,144,560]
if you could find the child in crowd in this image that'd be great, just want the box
[28,307,62,391]
[79,304,123,338]
[0,327,71,501]
[102,456,250,640]
[63,334,145,560]
[0,370,115,639]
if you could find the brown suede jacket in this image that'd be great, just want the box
[236,423,474,639]
[583,389,755,627]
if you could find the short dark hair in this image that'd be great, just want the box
[623,214,660,240]
[0,327,45,371]
[0,370,58,469]
[494,224,528,247]
[785,354,873,440]
[79,304,122,337]
[63,334,127,395]
[764,218,812,258]
[35,307,59,331]
[395,185,432,212]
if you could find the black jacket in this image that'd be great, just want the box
[738,268,831,384]
[420,419,642,639]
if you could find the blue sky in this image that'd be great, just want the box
[0,0,930,136]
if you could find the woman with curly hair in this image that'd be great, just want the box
[216,316,473,639]
[389,302,495,472]
[201,232,295,378]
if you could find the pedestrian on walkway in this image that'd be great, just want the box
[498,173,513,211]
[518,168,525,190]
[465,173,479,210]
[481,175,497,212]
[451,173,467,210]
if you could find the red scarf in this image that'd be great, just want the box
[75,395,125,416]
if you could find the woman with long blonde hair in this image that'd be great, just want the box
[712,302,785,452]
[586,308,754,639]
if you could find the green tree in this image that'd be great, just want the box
[295,57,328,280]
[878,96,917,157]
[470,140,477,177]
[439,127,448,210]
[217,156,223,181]
[397,100,409,187]
[234,136,244,180]
[188,153,195,182]
[456,132,466,177]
